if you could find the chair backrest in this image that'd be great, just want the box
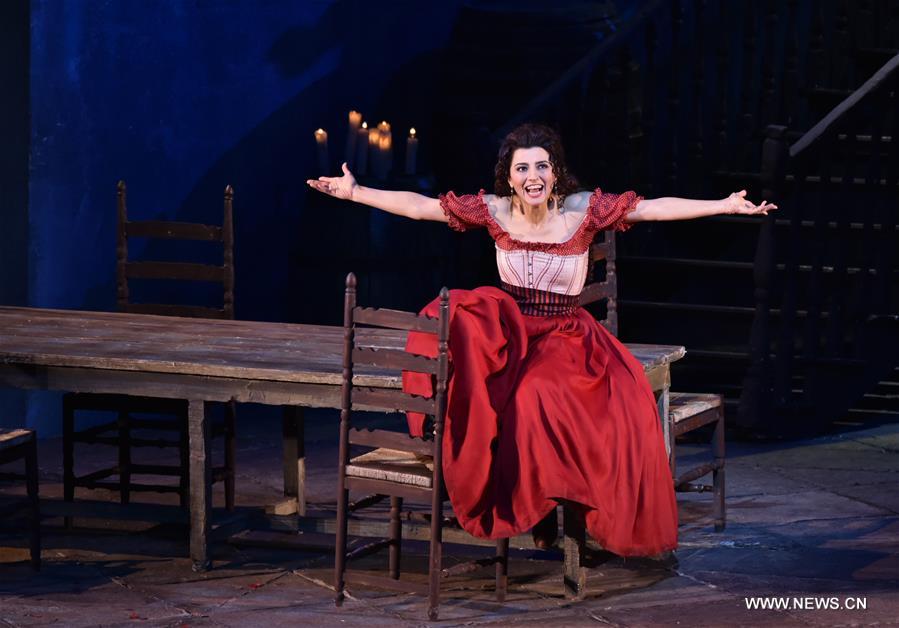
[578,229,618,336]
[339,272,450,462]
[116,180,235,319]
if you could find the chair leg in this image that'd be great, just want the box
[25,435,41,571]
[712,408,726,532]
[562,504,587,600]
[427,498,443,621]
[224,400,237,511]
[334,483,349,607]
[495,537,509,602]
[117,410,131,505]
[62,396,75,528]
[388,496,403,579]
[179,409,190,508]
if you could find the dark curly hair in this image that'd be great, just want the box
[493,123,580,200]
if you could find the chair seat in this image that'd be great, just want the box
[0,429,33,449]
[669,392,722,424]
[347,448,434,488]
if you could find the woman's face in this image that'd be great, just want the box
[508,146,556,208]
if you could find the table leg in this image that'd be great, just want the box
[282,406,305,517]
[188,399,211,571]
[656,381,672,461]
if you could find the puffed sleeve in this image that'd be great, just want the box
[438,190,490,232]
[587,188,642,233]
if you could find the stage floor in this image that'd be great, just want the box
[2,407,897,627]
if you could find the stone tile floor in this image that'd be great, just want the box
[1,408,897,626]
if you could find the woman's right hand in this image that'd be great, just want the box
[306,162,357,200]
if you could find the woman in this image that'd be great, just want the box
[307,123,773,557]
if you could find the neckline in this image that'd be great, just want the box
[478,190,592,249]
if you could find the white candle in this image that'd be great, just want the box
[314,128,329,174]
[405,127,418,175]
[376,121,392,179]
[368,126,381,177]
[345,110,361,169]
[355,122,369,176]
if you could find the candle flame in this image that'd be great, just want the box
[315,128,325,136]
[409,128,416,137]
[362,122,368,129]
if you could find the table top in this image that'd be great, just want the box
[0,306,685,389]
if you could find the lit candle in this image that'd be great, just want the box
[345,110,361,169]
[368,126,381,177]
[405,127,418,175]
[377,121,392,179]
[355,122,369,176]
[314,128,329,174]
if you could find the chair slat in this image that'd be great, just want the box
[125,220,223,242]
[352,387,435,414]
[354,306,439,333]
[349,428,433,455]
[591,242,612,261]
[578,281,615,306]
[352,347,438,374]
[125,261,225,282]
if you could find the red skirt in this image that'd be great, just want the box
[403,287,678,557]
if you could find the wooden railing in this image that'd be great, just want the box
[484,0,899,428]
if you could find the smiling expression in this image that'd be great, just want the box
[508,147,556,208]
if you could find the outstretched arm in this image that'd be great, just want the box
[626,190,776,223]
[306,163,447,222]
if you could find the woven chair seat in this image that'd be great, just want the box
[0,429,33,448]
[347,448,434,488]
[669,392,722,424]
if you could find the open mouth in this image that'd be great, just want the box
[524,184,544,199]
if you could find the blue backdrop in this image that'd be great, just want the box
[3,0,466,434]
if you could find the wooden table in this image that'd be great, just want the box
[0,305,685,569]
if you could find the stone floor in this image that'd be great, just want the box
[1,407,897,627]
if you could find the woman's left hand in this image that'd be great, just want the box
[725,190,777,215]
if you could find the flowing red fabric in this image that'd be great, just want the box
[403,287,678,557]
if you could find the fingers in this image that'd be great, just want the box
[342,162,351,176]
[738,189,747,197]
[305,179,335,194]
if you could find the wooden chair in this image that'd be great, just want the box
[668,392,726,532]
[62,181,237,515]
[576,230,727,591]
[0,428,40,570]
[334,273,509,621]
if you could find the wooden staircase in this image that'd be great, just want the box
[433,0,899,432]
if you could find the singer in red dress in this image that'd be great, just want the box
[308,123,773,557]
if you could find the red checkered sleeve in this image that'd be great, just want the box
[587,188,642,233]
[438,191,490,232]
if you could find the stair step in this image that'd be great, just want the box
[621,300,754,315]
[622,256,754,270]
[805,86,854,100]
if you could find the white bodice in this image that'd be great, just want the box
[495,246,590,296]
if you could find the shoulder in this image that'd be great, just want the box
[482,194,509,220]
[562,191,593,212]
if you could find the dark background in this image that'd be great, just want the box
[2,0,896,436]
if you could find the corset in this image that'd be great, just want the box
[501,282,580,316]
[495,247,589,296]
